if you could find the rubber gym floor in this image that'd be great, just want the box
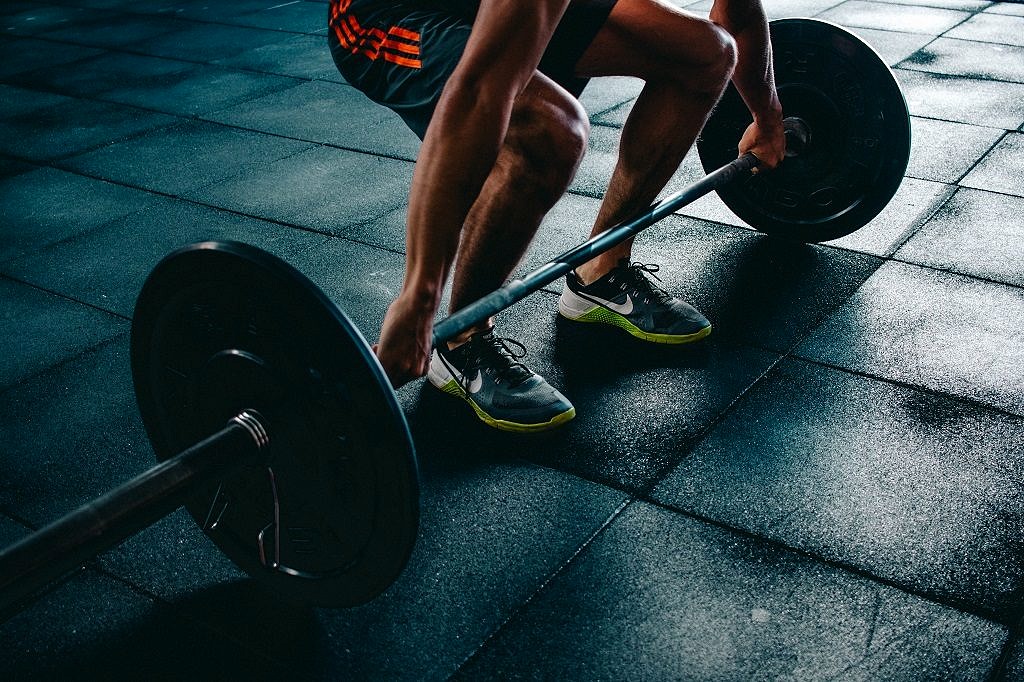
[1,0,1023,679]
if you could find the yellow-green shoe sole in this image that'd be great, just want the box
[435,379,576,433]
[560,306,712,344]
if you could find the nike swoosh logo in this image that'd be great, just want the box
[603,293,634,315]
[442,355,483,394]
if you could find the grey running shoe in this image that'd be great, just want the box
[558,260,711,343]
[426,329,575,432]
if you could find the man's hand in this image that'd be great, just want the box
[738,114,785,171]
[374,291,435,388]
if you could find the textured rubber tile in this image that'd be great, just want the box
[654,358,1024,619]
[410,290,778,493]
[0,571,283,680]
[896,69,1024,129]
[38,11,184,50]
[895,188,1024,287]
[847,26,935,66]
[103,460,626,680]
[0,155,37,179]
[818,1,971,35]
[0,36,104,79]
[758,0,845,17]
[0,167,162,262]
[1,5,91,36]
[347,188,605,278]
[186,145,414,234]
[986,2,1024,16]
[0,2,44,19]
[961,132,1024,197]
[214,33,338,80]
[796,261,1024,416]
[101,63,300,117]
[0,513,29,546]
[881,0,992,8]
[0,84,70,118]
[9,50,194,98]
[0,96,177,162]
[456,502,1006,680]
[131,21,287,63]
[0,278,127,392]
[807,178,952,258]
[906,116,1003,183]
[0,336,150,524]
[61,119,315,195]
[578,76,643,119]
[899,38,1024,83]
[233,1,325,34]
[589,214,884,353]
[2,196,331,317]
[946,12,1024,46]
[207,80,421,160]
[281,236,405,338]
[1003,639,1024,680]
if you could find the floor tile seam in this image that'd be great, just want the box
[633,494,1011,627]
[947,128,1015,186]
[187,110,419,163]
[877,180,960,257]
[0,79,199,131]
[884,254,1024,292]
[2,79,409,170]
[12,160,410,259]
[880,244,1024,293]
[1,66,306,129]
[0,272,130,322]
[910,113,1015,133]
[0,330,129,402]
[788,354,1024,421]
[14,10,322,42]
[936,5,990,36]
[637,350,791,497]
[894,63,1024,86]
[448,497,635,679]
[10,30,325,81]
[989,631,1022,682]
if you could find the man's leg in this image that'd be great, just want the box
[446,73,589,342]
[573,0,737,281]
[554,0,735,344]
[424,73,587,432]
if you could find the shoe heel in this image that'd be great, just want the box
[558,289,597,320]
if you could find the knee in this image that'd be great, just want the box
[704,22,738,85]
[507,93,589,200]
[652,20,737,96]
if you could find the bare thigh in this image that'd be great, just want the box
[574,0,735,82]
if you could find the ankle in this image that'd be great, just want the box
[446,322,494,350]
[576,256,626,285]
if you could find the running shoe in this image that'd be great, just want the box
[427,328,575,432]
[558,260,711,343]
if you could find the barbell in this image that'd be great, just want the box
[0,18,910,618]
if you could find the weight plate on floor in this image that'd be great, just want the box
[697,18,912,242]
[131,241,418,607]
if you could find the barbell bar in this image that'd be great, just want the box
[0,17,910,620]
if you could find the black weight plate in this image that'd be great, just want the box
[130,241,418,607]
[697,18,911,242]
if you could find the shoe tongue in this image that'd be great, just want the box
[472,331,533,386]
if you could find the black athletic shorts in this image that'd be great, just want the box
[327,0,617,139]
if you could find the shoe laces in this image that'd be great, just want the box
[619,261,672,305]
[462,330,533,387]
